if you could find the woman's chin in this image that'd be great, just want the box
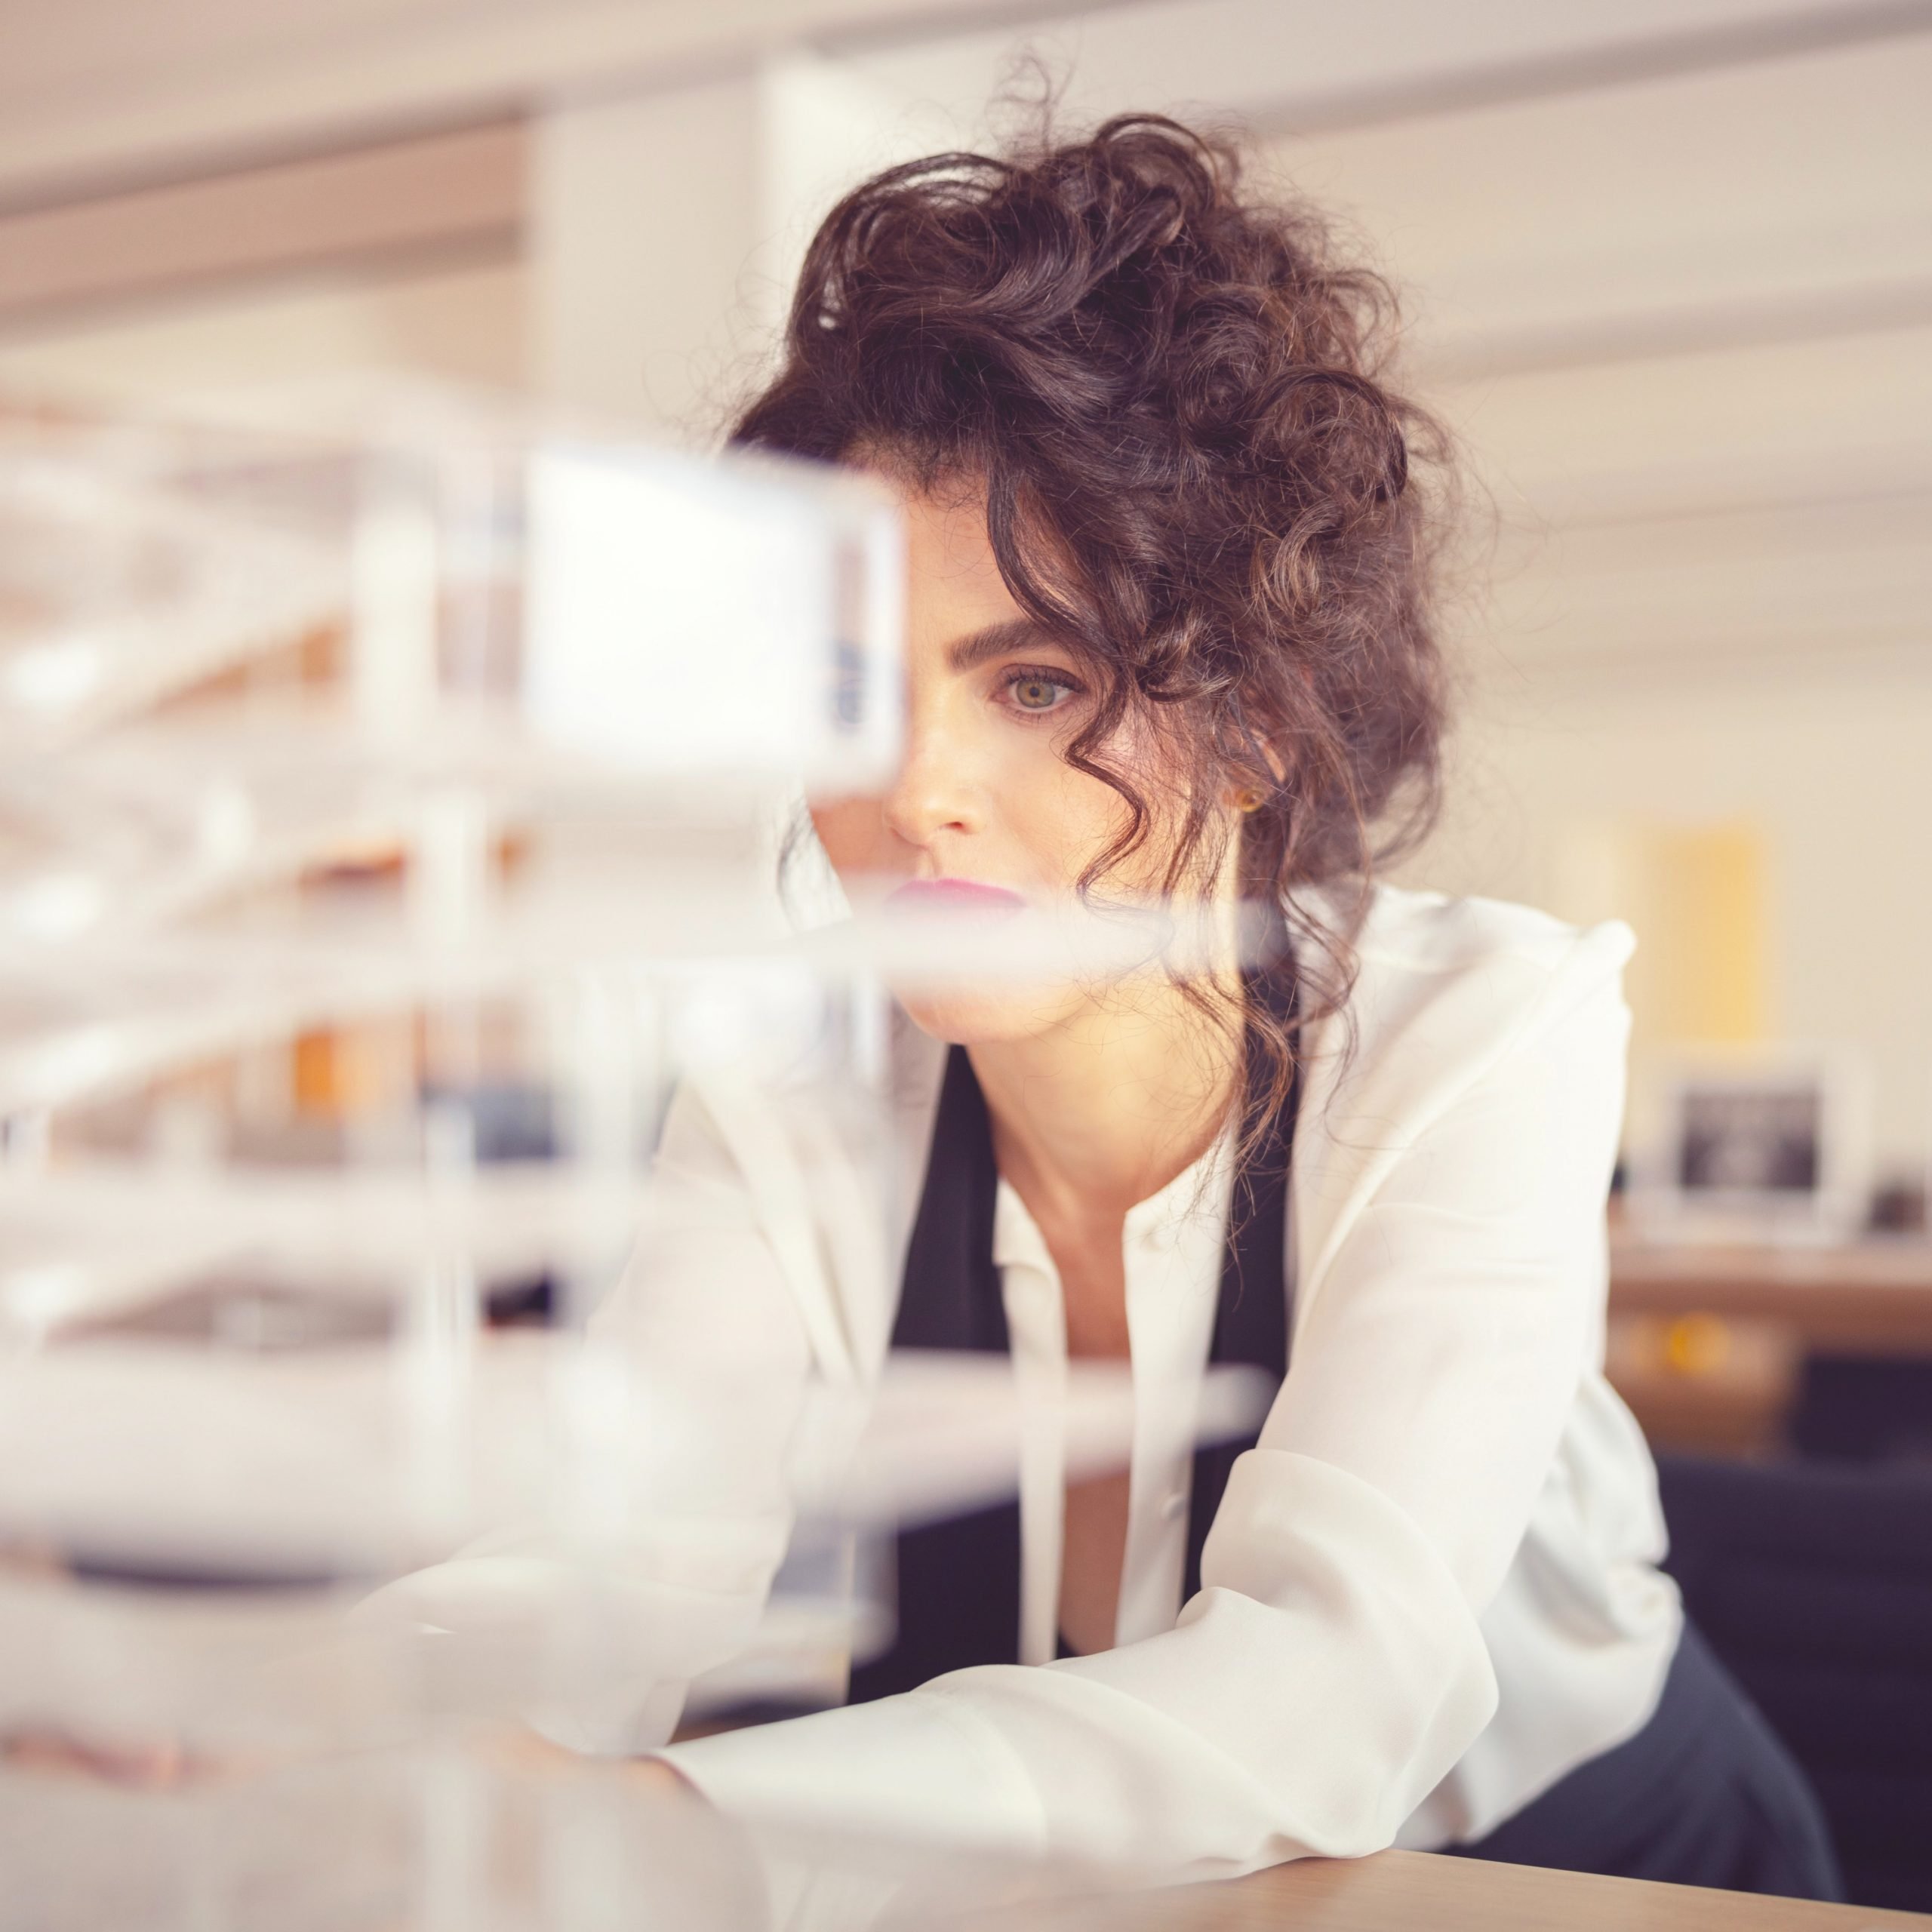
[894,983,1078,1048]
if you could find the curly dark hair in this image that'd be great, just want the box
[736,112,1452,1110]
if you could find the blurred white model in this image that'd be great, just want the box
[0,392,1198,1929]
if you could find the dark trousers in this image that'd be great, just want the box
[1451,1622,1844,1900]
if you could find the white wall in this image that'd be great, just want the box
[528,56,958,436]
[1422,666,1932,1177]
[528,75,767,438]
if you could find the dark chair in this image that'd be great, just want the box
[1789,1354,1932,1463]
[1656,1453,1932,1915]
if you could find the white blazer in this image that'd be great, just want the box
[650,883,1682,1876]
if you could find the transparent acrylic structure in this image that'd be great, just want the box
[0,390,1161,1928]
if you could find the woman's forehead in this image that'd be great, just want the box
[897,490,1029,640]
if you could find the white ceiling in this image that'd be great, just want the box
[818,0,1932,680]
[835,0,1921,134]
[0,0,1042,201]
[1255,33,1932,681]
[1266,31,1932,377]
[2,0,1920,202]
[3,0,1926,684]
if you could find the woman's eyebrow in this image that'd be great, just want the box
[945,619,1057,673]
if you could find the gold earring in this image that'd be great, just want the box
[1231,787,1265,814]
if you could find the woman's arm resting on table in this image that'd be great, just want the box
[355,1081,822,1755]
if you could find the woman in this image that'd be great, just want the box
[624,116,1839,1897]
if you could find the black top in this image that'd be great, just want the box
[849,952,1300,1701]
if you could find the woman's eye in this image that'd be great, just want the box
[1004,671,1076,714]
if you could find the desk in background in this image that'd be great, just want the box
[1607,1240,1932,1454]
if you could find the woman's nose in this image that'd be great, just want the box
[881,699,982,851]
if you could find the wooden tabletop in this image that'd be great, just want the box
[1611,1238,1932,1354]
[1005,1851,1931,1930]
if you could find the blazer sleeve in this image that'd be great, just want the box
[660,921,1634,1878]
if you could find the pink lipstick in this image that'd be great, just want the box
[887,878,1026,915]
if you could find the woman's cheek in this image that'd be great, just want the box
[1021,767,1123,894]
[987,742,1072,888]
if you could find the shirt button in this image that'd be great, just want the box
[1160,1490,1188,1522]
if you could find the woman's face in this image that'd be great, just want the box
[811,472,1221,1045]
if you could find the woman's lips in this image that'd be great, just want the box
[886,878,1027,915]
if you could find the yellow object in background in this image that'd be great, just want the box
[1643,826,1767,1046]
[1553,819,1769,1051]
[1663,1312,1733,1377]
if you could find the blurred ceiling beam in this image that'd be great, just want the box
[1244,0,1932,135]
[834,0,1932,146]
[1263,28,1932,388]
[1416,278,1932,385]
[8,0,1921,214]
[0,122,525,331]
[0,0,1119,208]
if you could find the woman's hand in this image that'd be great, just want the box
[628,1755,703,1800]
[0,1724,242,1789]
[481,1721,708,1803]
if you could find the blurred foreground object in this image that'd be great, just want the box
[0,389,1279,1927]
[0,389,890,1927]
